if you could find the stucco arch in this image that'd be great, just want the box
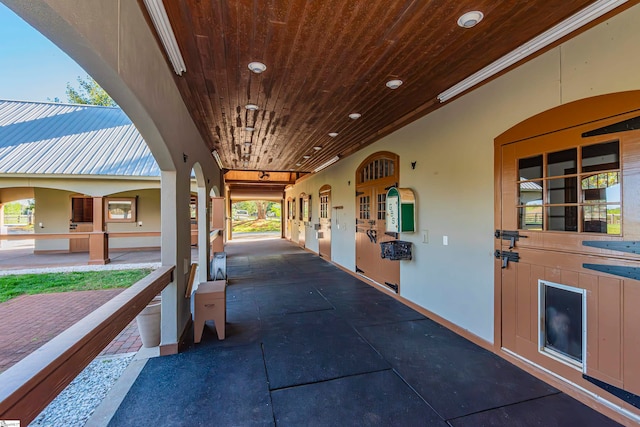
[0,0,212,173]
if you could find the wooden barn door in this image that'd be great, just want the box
[318,185,331,259]
[355,152,400,292]
[70,197,92,252]
[298,193,307,248]
[496,93,640,399]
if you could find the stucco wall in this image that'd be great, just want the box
[33,187,72,251]
[31,186,161,251]
[285,4,640,344]
[106,189,161,249]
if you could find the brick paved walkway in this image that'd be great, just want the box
[0,289,142,373]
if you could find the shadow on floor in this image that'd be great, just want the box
[109,239,621,426]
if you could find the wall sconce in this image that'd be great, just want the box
[411,161,417,170]
[183,153,188,163]
[39,222,44,228]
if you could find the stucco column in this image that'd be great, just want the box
[88,197,110,265]
[160,170,192,355]
[197,185,210,283]
[0,203,5,249]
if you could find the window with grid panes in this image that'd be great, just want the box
[320,194,329,219]
[517,141,620,234]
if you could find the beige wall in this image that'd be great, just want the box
[0,176,160,197]
[106,189,161,250]
[285,4,640,344]
[30,186,162,251]
[33,188,73,252]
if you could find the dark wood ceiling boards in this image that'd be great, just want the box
[160,0,598,173]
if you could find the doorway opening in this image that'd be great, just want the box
[231,200,281,240]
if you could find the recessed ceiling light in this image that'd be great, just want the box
[245,126,255,132]
[296,163,302,166]
[303,155,311,159]
[386,79,403,90]
[328,132,339,137]
[349,113,361,119]
[313,146,322,151]
[245,104,259,111]
[243,161,249,167]
[244,141,252,147]
[248,62,266,73]
[457,11,483,28]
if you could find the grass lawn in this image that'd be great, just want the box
[232,218,281,233]
[0,269,152,303]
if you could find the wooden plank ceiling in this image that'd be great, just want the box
[158,0,596,173]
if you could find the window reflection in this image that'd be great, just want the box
[519,155,543,180]
[516,141,621,234]
[582,141,619,172]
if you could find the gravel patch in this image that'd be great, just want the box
[0,263,160,277]
[29,353,135,427]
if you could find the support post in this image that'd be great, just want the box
[88,197,109,265]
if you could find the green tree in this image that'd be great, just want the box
[267,202,281,218]
[3,202,21,216]
[66,75,117,107]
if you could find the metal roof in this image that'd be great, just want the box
[0,100,160,177]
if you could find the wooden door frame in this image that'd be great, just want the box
[318,185,331,259]
[355,151,400,289]
[493,90,640,352]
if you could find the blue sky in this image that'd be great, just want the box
[0,3,88,103]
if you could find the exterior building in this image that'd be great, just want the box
[0,100,162,255]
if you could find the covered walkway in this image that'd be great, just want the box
[107,239,618,426]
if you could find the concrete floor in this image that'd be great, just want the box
[105,238,621,427]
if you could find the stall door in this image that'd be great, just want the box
[318,185,331,259]
[298,193,306,248]
[286,198,293,240]
[496,96,640,398]
[355,152,400,292]
[70,197,92,252]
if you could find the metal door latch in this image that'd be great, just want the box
[495,230,527,249]
[495,250,520,268]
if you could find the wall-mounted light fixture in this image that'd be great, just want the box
[143,0,187,75]
[313,156,340,173]
[437,0,626,103]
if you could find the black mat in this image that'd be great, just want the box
[109,343,273,426]
[252,283,334,316]
[271,369,447,427]
[111,239,623,426]
[261,310,390,390]
[449,393,622,426]
[359,319,559,420]
[321,286,425,327]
